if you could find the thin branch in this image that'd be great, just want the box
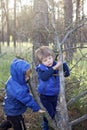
[28,79,59,130]
[70,52,87,71]
[70,114,87,126]
[61,18,87,45]
[0,80,5,85]
[67,90,87,106]
[54,46,87,60]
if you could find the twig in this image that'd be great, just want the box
[67,90,87,106]
[70,114,87,126]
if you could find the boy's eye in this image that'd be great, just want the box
[49,57,51,60]
[42,58,47,62]
[49,56,52,59]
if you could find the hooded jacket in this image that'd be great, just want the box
[36,61,70,96]
[3,58,40,116]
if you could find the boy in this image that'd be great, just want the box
[35,46,70,130]
[2,58,44,130]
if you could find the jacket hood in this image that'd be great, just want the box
[10,58,30,84]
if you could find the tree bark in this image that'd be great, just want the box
[13,0,16,47]
[63,0,73,60]
[6,0,10,46]
[32,0,49,49]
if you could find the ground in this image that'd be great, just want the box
[0,93,87,130]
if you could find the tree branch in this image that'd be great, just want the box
[67,90,87,106]
[28,79,59,130]
[61,18,87,45]
[70,114,87,126]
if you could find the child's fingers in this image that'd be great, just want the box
[62,52,66,61]
[38,109,45,113]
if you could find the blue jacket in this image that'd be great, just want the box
[3,58,40,116]
[36,61,70,96]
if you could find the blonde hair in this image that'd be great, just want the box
[35,46,53,63]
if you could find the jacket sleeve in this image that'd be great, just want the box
[63,62,70,77]
[16,88,40,112]
[37,68,54,81]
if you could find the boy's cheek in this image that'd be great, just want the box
[25,69,32,78]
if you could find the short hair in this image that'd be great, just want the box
[35,46,53,63]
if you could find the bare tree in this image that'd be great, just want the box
[1,0,5,45]
[32,0,49,49]
[6,0,10,46]
[63,0,74,60]
[13,0,16,47]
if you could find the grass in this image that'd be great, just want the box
[0,42,33,88]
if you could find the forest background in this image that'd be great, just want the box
[0,0,87,130]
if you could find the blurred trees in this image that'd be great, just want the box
[0,0,87,49]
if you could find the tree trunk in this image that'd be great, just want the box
[63,0,73,60]
[32,0,49,50]
[13,0,16,47]
[1,0,4,45]
[53,31,71,130]
[6,0,10,46]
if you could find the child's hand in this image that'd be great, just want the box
[53,61,62,70]
[62,52,66,61]
[38,109,45,113]
[57,52,66,62]
[53,52,66,70]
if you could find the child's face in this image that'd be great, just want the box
[42,55,53,67]
[25,69,32,81]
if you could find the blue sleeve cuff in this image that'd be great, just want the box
[63,62,70,77]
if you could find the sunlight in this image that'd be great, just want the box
[84,0,87,14]
[9,0,33,8]
[8,0,87,15]
[9,0,14,8]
